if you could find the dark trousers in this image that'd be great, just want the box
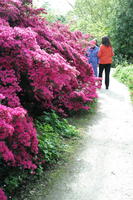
[99,64,111,89]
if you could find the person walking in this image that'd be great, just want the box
[86,40,99,77]
[98,36,114,89]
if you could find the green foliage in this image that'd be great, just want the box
[66,0,133,60]
[110,0,133,59]
[44,12,67,23]
[66,0,115,40]
[112,54,129,67]
[37,111,79,138]
[40,1,67,23]
[37,123,65,163]
[114,64,133,102]
[0,166,29,199]
[4,171,27,194]
[88,99,98,113]
[36,111,79,164]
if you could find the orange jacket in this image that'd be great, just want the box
[98,45,114,64]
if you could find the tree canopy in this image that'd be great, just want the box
[110,0,133,59]
[66,0,116,40]
[66,0,133,60]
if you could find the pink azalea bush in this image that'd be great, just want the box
[0,0,99,115]
[0,97,38,170]
[0,189,7,200]
[0,0,100,171]
[0,0,100,197]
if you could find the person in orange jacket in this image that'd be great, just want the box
[98,36,114,89]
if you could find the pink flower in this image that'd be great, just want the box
[0,94,5,100]
[0,189,7,200]
[0,0,100,174]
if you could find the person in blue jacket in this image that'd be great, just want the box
[86,40,99,77]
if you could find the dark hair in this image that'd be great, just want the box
[102,36,111,47]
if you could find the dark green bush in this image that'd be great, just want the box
[110,0,133,59]
[37,111,79,138]
[36,111,79,164]
[37,123,65,163]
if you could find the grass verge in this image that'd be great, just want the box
[113,65,133,103]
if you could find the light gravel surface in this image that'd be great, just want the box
[27,75,133,200]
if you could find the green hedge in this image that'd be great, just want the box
[113,65,133,102]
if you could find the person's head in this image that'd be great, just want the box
[93,38,98,46]
[88,40,96,48]
[101,36,111,47]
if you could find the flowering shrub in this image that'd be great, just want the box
[0,97,38,170]
[0,0,100,171]
[0,0,99,115]
[0,0,100,198]
[0,0,99,172]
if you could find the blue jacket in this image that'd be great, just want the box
[86,46,99,76]
[86,46,99,65]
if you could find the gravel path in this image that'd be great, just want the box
[27,75,133,200]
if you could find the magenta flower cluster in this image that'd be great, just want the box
[0,0,101,197]
[0,102,38,169]
[0,189,7,200]
[0,0,100,172]
[0,0,99,114]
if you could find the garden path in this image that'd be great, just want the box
[24,74,133,200]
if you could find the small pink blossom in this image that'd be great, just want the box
[0,94,5,100]
[0,189,7,200]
